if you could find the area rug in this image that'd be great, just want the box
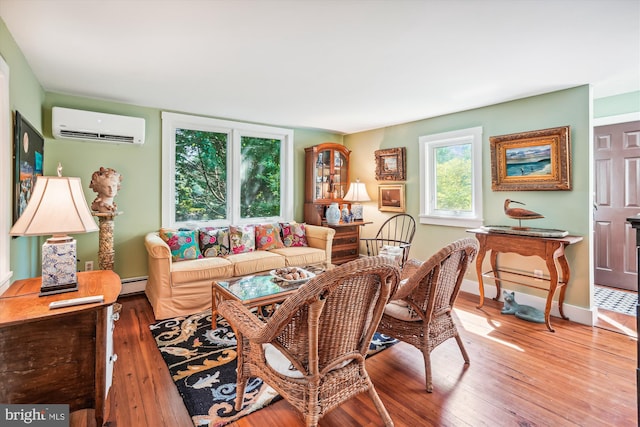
[150,310,398,427]
[595,286,637,316]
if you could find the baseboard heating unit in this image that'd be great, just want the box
[120,276,147,295]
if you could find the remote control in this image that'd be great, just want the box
[49,295,104,309]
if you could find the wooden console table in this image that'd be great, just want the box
[468,228,582,332]
[0,270,121,426]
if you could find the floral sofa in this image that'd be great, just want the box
[144,223,335,320]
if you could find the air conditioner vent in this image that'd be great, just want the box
[52,107,145,145]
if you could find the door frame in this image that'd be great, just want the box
[592,112,640,294]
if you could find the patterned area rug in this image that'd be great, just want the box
[150,310,397,426]
[595,286,637,316]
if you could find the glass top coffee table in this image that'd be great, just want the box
[211,269,322,329]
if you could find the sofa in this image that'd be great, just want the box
[144,224,335,320]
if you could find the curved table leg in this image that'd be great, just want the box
[490,251,500,301]
[556,251,571,320]
[544,256,559,333]
[475,236,487,308]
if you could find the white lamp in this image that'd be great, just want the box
[343,178,371,221]
[10,165,98,296]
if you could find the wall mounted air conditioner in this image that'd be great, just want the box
[52,107,145,145]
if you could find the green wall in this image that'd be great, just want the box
[345,86,592,310]
[1,18,45,280]
[594,90,640,118]
[1,17,343,283]
[3,14,639,314]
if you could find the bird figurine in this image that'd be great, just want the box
[504,199,544,229]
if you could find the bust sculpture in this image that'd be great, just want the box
[89,167,122,213]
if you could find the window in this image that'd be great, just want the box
[419,126,483,228]
[162,112,293,228]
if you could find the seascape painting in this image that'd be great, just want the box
[505,144,551,177]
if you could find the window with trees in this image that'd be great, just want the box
[162,112,293,228]
[419,126,483,228]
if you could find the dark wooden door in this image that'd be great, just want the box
[594,121,640,290]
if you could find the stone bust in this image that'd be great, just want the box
[89,167,122,213]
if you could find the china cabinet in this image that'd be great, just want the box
[304,143,351,225]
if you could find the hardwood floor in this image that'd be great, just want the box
[76,291,637,426]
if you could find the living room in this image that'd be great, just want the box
[1,1,639,426]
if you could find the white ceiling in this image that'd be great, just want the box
[1,0,639,134]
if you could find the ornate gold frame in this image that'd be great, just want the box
[378,184,405,212]
[375,147,406,181]
[490,126,571,191]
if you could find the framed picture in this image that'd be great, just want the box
[375,147,406,181]
[490,126,571,191]
[13,111,44,223]
[378,184,405,212]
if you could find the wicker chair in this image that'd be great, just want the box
[361,213,416,266]
[217,256,400,427]
[377,237,478,392]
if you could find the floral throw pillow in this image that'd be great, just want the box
[230,224,256,254]
[255,223,285,250]
[280,222,308,247]
[199,227,231,257]
[159,228,202,262]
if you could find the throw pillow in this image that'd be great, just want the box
[230,224,256,254]
[199,227,231,257]
[159,228,202,262]
[255,223,285,250]
[280,222,308,247]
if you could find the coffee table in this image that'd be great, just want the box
[211,272,314,329]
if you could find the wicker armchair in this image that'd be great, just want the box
[378,237,478,392]
[361,213,416,266]
[217,256,400,427]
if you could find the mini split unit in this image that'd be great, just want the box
[52,107,145,145]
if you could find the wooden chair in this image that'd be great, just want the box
[361,213,416,266]
[377,237,478,392]
[217,256,400,427]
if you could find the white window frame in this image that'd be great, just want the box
[0,54,12,292]
[161,112,294,228]
[419,126,483,228]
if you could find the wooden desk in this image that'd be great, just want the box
[0,270,121,426]
[468,229,582,332]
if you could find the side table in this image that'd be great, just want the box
[468,228,582,332]
[0,270,121,426]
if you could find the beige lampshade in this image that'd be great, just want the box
[10,175,98,237]
[343,180,371,202]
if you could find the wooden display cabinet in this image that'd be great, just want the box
[304,143,351,225]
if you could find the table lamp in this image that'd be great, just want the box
[9,164,98,296]
[343,179,371,221]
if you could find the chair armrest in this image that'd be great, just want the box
[218,300,268,341]
[144,232,172,260]
[304,224,335,266]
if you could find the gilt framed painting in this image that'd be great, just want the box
[490,126,571,191]
[375,147,406,181]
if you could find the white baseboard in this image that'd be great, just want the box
[120,276,147,295]
[460,278,595,327]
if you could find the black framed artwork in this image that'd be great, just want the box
[13,111,44,224]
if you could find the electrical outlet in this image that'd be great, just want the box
[85,261,94,271]
[533,269,543,279]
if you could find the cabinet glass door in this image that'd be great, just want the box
[333,151,347,199]
[315,149,332,199]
